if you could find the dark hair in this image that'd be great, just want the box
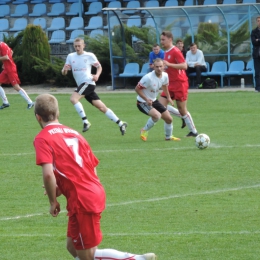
[190,42,197,47]
[161,31,173,40]
[153,43,160,47]
[176,39,183,44]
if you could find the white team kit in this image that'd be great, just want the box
[137,70,169,102]
[64,51,100,86]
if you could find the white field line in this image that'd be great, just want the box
[1,143,260,157]
[1,184,260,221]
[1,231,260,237]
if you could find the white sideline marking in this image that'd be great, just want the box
[1,231,260,237]
[1,143,260,157]
[1,184,260,221]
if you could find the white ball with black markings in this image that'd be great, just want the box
[195,133,210,149]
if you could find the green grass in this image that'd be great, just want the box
[0,90,260,260]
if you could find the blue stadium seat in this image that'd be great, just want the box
[30,0,47,3]
[13,31,22,37]
[67,0,78,2]
[33,17,47,30]
[206,61,227,87]
[47,3,65,16]
[223,0,236,3]
[165,0,178,6]
[89,29,104,38]
[66,3,83,16]
[0,18,9,31]
[103,16,120,29]
[0,0,11,3]
[103,1,121,14]
[65,17,84,30]
[10,4,29,17]
[0,5,10,17]
[241,59,254,86]
[47,17,65,31]
[12,0,29,4]
[185,0,194,5]
[119,63,140,77]
[9,18,27,31]
[122,1,140,15]
[48,0,64,3]
[142,1,159,14]
[0,31,8,41]
[224,60,245,85]
[203,0,216,4]
[136,63,149,77]
[86,0,99,2]
[29,3,47,16]
[66,29,84,43]
[85,16,103,30]
[48,29,65,43]
[243,0,255,3]
[127,15,141,28]
[85,2,102,15]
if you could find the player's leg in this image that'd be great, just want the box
[177,100,198,137]
[12,84,34,109]
[0,84,10,109]
[87,88,127,135]
[159,93,186,129]
[70,84,91,132]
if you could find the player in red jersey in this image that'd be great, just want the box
[33,93,157,260]
[158,31,198,137]
[0,41,34,110]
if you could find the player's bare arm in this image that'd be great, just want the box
[162,85,173,105]
[42,163,60,217]
[0,55,9,61]
[61,64,71,76]
[135,85,153,106]
[163,60,187,70]
[92,65,102,82]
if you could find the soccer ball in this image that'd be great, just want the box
[195,133,210,149]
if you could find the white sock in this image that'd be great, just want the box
[167,105,181,118]
[164,122,173,139]
[182,112,197,133]
[0,86,9,104]
[143,117,156,131]
[74,102,89,123]
[94,249,146,260]
[105,108,121,125]
[18,88,32,104]
[75,257,80,260]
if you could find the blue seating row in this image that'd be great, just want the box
[118,63,149,78]
[188,60,254,87]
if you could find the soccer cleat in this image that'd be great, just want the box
[143,253,157,260]
[27,102,34,109]
[82,122,91,132]
[140,129,148,141]
[181,118,186,129]
[0,103,10,109]
[165,135,181,141]
[120,122,128,135]
[186,131,198,137]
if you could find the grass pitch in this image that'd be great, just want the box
[0,90,260,260]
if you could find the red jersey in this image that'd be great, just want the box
[34,123,106,216]
[0,42,17,72]
[164,46,188,83]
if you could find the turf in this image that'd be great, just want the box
[0,90,259,260]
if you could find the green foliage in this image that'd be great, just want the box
[21,25,50,84]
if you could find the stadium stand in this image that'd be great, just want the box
[0,5,10,17]
[103,1,121,14]
[9,18,27,31]
[65,17,84,30]
[65,2,84,16]
[126,15,141,28]
[0,31,8,41]
[84,1,102,15]
[84,16,103,30]
[48,29,65,43]
[224,60,245,86]
[119,63,140,77]
[206,61,227,88]
[29,3,47,16]
[33,17,47,29]
[47,3,65,16]
[10,3,29,17]
[136,62,149,77]
[89,28,104,38]
[66,29,84,43]
[0,18,9,31]
[47,17,65,31]
[122,1,140,15]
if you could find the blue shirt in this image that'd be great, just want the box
[149,49,165,65]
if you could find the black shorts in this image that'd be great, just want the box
[75,83,100,104]
[137,99,167,115]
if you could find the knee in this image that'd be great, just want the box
[70,96,77,105]
[153,114,161,122]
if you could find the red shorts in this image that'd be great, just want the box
[0,70,20,86]
[161,81,189,102]
[67,212,102,250]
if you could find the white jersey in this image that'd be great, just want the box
[136,71,169,102]
[64,51,101,86]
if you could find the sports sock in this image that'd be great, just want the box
[105,108,121,124]
[18,88,32,104]
[143,117,156,131]
[94,249,146,260]
[75,257,80,260]
[182,112,197,133]
[74,102,89,123]
[164,122,173,139]
[167,105,181,118]
[0,86,9,104]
